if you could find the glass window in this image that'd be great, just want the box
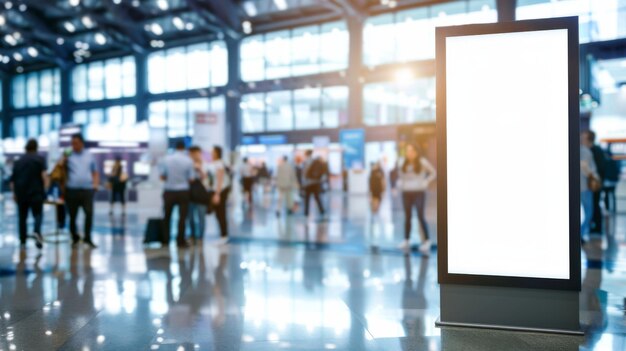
[73,64,88,102]
[266,91,293,131]
[89,109,105,125]
[73,110,88,124]
[149,101,167,128]
[241,93,265,133]
[105,58,122,99]
[39,70,54,106]
[107,105,123,126]
[53,70,62,105]
[187,43,211,90]
[265,30,292,79]
[123,105,137,125]
[12,118,26,138]
[363,0,497,66]
[321,86,347,128]
[294,88,321,130]
[12,75,26,109]
[148,52,167,94]
[166,47,187,92]
[26,73,39,108]
[122,56,136,97]
[240,21,348,82]
[167,99,187,138]
[291,26,321,76]
[363,78,435,126]
[26,115,40,138]
[210,41,228,87]
[241,35,265,82]
[88,61,105,101]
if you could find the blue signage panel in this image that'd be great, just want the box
[339,129,365,169]
[241,136,257,145]
[258,134,287,145]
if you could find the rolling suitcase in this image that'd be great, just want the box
[144,218,166,244]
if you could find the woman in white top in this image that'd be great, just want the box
[398,143,436,254]
[208,146,231,244]
[275,155,299,216]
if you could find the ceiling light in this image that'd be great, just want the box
[12,31,21,40]
[4,34,17,46]
[56,37,65,45]
[113,0,122,4]
[27,47,38,57]
[394,68,414,84]
[172,16,184,30]
[132,0,139,7]
[4,2,12,10]
[2,56,9,63]
[82,42,90,50]
[75,41,83,49]
[388,0,397,8]
[157,0,168,11]
[185,23,194,31]
[64,21,76,33]
[150,23,163,36]
[69,0,80,7]
[13,52,23,62]
[18,4,26,11]
[0,15,5,26]
[95,32,107,45]
[273,0,287,11]
[16,66,23,73]
[242,21,252,34]
[82,16,94,28]
[242,2,257,17]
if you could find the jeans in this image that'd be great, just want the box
[17,199,43,244]
[188,203,207,239]
[581,190,593,237]
[66,189,95,242]
[402,191,429,241]
[163,190,190,244]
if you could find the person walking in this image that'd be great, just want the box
[11,139,47,250]
[108,156,128,216]
[302,150,326,218]
[369,162,385,213]
[275,155,298,216]
[66,134,100,249]
[187,146,208,245]
[240,157,256,207]
[159,141,195,249]
[208,146,231,244]
[398,143,436,254]
[49,153,69,231]
[586,131,606,234]
[581,131,599,244]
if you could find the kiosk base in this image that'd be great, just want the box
[438,284,582,335]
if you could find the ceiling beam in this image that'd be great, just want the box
[186,0,242,39]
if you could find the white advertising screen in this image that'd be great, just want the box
[445,29,570,279]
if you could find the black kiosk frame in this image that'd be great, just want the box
[436,17,582,334]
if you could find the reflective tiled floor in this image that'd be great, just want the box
[0,190,624,350]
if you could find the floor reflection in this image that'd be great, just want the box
[0,192,623,350]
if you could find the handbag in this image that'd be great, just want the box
[190,179,211,204]
[587,174,602,193]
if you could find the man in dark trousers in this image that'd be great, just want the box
[587,131,606,234]
[11,139,47,250]
[66,133,100,249]
[302,150,326,218]
[159,141,194,248]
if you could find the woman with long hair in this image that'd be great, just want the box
[398,143,436,254]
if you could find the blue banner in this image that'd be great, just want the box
[339,129,365,169]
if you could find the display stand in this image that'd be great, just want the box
[435,17,582,335]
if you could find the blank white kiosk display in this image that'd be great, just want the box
[446,29,570,280]
[436,17,581,334]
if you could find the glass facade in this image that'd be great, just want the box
[241,86,348,133]
[73,105,137,126]
[363,78,436,126]
[72,56,136,102]
[11,69,61,109]
[241,21,349,82]
[363,0,497,66]
[516,0,626,43]
[12,113,62,138]
[148,96,225,137]
[147,41,228,94]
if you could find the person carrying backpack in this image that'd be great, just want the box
[302,150,325,218]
